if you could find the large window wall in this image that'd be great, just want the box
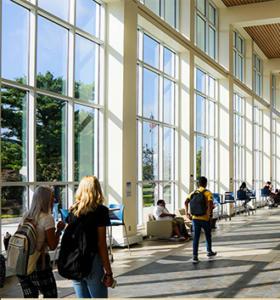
[195,0,217,60]
[233,93,246,192]
[0,0,103,244]
[137,30,177,224]
[194,67,218,192]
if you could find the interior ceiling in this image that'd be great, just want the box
[221,0,272,7]
[244,24,280,58]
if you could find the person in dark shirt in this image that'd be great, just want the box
[69,176,115,298]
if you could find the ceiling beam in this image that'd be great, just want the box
[220,0,280,26]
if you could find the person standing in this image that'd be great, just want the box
[67,176,115,298]
[185,176,217,264]
[17,186,65,298]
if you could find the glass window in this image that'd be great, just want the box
[1,186,27,219]
[272,75,276,108]
[143,0,178,28]
[208,101,215,136]
[196,135,205,179]
[233,31,245,82]
[163,127,173,181]
[138,30,177,225]
[144,0,160,15]
[38,0,69,21]
[143,122,158,181]
[163,79,175,124]
[197,0,206,15]
[36,95,67,182]
[163,48,175,77]
[196,94,205,133]
[196,68,206,93]
[209,4,216,25]
[208,76,215,98]
[74,104,97,181]
[253,54,263,96]
[2,0,29,84]
[75,35,98,103]
[163,182,173,204]
[143,34,160,69]
[37,16,68,95]
[1,87,27,182]
[76,0,100,38]
[195,68,217,185]
[209,26,216,59]
[196,0,217,59]
[143,68,159,120]
[142,182,159,207]
[196,15,206,51]
[164,0,176,28]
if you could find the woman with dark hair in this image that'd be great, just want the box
[237,182,251,208]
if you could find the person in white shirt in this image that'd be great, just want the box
[17,186,65,298]
[153,200,190,241]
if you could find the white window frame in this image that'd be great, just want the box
[0,0,105,252]
[195,0,218,60]
[233,31,245,82]
[137,28,178,225]
[194,66,218,191]
[253,53,263,97]
[141,0,179,29]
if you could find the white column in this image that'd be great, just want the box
[122,0,138,237]
[106,0,141,245]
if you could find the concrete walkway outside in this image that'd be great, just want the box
[1,207,280,298]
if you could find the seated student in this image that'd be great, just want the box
[237,182,251,207]
[273,189,280,206]
[268,188,280,207]
[153,200,190,241]
[263,181,272,196]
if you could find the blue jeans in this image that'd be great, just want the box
[192,219,212,257]
[72,254,108,298]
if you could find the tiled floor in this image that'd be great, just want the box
[2,207,280,298]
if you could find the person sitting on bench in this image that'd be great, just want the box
[153,200,191,241]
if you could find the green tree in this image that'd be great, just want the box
[196,149,202,180]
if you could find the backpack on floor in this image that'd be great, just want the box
[190,190,207,216]
[0,254,6,288]
[57,215,95,280]
[6,220,41,276]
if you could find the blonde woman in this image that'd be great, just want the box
[18,186,65,298]
[69,176,114,298]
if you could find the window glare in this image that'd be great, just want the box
[2,0,29,83]
[76,0,100,38]
[37,16,68,95]
[143,34,160,69]
[38,0,69,21]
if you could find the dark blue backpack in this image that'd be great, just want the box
[190,190,207,216]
